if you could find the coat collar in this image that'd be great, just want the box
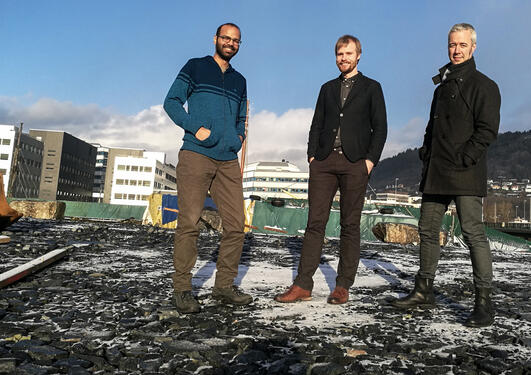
[432,57,476,85]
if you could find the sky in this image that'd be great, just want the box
[1,0,530,170]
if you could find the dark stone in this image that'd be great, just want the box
[104,346,123,365]
[119,357,140,372]
[0,358,16,373]
[67,365,91,374]
[477,358,509,374]
[310,362,346,375]
[55,356,93,369]
[13,363,51,375]
[234,349,268,364]
[26,345,69,365]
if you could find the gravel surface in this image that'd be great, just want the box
[0,218,529,374]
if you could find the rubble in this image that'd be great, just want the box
[9,201,65,220]
[0,218,529,374]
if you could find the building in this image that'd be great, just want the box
[0,125,43,198]
[91,144,109,202]
[243,161,309,200]
[109,151,176,206]
[29,130,96,201]
[375,192,410,204]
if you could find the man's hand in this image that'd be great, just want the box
[365,159,374,174]
[309,157,315,164]
[239,135,243,143]
[195,127,211,141]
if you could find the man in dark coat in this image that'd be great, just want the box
[392,23,501,328]
[274,35,387,304]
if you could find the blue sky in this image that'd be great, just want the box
[1,0,530,167]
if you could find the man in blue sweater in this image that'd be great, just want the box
[163,23,252,313]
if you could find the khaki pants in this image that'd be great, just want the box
[172,150,245,292]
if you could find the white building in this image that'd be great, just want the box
[91,144,109,202]
[110,151,176,206]
[0,124,43,198]
[243,161,309,200]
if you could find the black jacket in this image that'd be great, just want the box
[307,72,387,165]
[419,57,501,196]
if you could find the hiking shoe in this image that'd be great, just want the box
[173,291,201,313]
[274,285,312,303]
[212,286,253,305]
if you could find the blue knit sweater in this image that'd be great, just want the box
[164,56,247,161]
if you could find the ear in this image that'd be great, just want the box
[471,43,477,55]
[213,35,217,45]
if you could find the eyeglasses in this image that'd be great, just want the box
[217,35,242,46]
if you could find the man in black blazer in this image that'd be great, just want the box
[275,35,387,304]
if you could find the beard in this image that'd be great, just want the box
[338,59,358,75]
[215,41,238,62]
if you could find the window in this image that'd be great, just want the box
[0,154,8,160]
[142,181,151,187]
[131,166,139,172]
[129,180,137,186]
[1,139,10,145]
[128,194,135,200]
[114,193,123,199]
[116,179,125,185]
[117,165,126,171]
[144,167,152,173]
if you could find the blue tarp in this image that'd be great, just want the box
[161,195,217,224]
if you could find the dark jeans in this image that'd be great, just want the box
[294,151,368,291]
[418,194,493,288]
[172,150,245,292]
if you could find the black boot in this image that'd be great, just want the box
[391,275,435,309]
[464,287,494,327]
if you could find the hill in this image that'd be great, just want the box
[370,130,531,193]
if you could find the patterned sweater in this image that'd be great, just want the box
[163,56,247,161]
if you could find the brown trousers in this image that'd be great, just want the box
[294,151,368,291]
[172,150,245,292]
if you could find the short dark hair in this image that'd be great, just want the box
[335,35,362,55]
[216,23,241,36]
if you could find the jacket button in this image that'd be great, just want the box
[332,128,337,132]
[451,94,456,99]
[339,113,344,117]
[433,115,439,119]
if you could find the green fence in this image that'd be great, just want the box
[62,201,145,220]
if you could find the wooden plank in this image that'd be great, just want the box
[0,247,72,289]
[0,235,10,244]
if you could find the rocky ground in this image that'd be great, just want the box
[0,218,529,374]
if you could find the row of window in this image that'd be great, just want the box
[114,193,149,201]
[117,164,153,173]
[21,143,43,155]
[244,177,309,183]
[115,179,151,187]
[244,187,308,193]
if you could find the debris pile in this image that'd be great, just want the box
[0,218,529,374]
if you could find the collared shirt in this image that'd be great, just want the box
[334,73,359,149]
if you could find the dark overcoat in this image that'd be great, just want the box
[307,72,387,165]
[419,57,501,196]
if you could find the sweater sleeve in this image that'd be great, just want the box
[236,83,248,141]
[163,59,202,135]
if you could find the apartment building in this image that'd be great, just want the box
[0,124,43,198]
[243,161,309,200]
[29,130,96,201]
[109,151,176,206]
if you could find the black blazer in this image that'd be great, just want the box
[307,72,387,165]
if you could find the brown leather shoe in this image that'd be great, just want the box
[327,286,349,304]
[274,285,312,303]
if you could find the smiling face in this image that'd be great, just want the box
[214,25,241,62]
[448,30,476,65]
[335,41,360,78]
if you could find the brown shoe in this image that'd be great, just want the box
[274,285,312,303]
[327,286,349,304]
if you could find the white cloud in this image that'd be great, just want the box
[0,97,183,164]
[0,96,431,168]
[246,108,313,171]
[381,117,425,158]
